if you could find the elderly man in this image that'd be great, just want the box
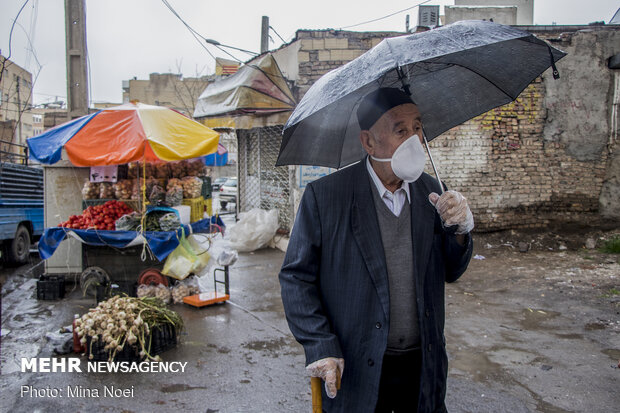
[279,87,474,412]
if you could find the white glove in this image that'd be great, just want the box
[429,190,474,235]
[306,357,344,399]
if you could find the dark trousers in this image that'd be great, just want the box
[375,349,422,413]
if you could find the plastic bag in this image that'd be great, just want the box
[113,179,134,199]
[159,212,181,232]
[182,176,203,199]
[229,208,279,252]
[217,249,238,267]
[162,243,197,280]
[137,284,171,304]
[166,186,183,206]
[169,161,187,178]
[149,184,166,205]
[99,182,115,199]
[82,181,99,199]
[187,234,211,273]
[115,212,142,231]
[171,276,200,303]
[154,163,169,179]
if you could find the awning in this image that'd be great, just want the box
[194,54,295,118]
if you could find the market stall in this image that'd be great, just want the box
[27,102,226,300]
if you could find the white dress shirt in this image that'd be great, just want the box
[366,157,411,217]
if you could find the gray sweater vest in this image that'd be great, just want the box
[370,185,421,352]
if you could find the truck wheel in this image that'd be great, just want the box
[9,225,31,264]
[220,201,228,209]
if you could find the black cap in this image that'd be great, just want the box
[356,87,414,131]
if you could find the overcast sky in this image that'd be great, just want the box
[1,0,618,106]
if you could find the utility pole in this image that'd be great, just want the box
[16,75,22,145]
[65,0,88,119]
[261,16,269,54]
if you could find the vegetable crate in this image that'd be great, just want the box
[36,275,65,300]
[86,323,177,362]
[95,281,138,303]
[182,196,204,223]
[82,199,141,213]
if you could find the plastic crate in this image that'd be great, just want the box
[82,199,140,212]
[86,324,177,361]
[200,176,212,199]
[182,196,204,223]
[205,198,213,217]
[36,275,65,300]
[95,281,137,303]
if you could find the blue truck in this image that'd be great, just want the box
[0,162,44,264]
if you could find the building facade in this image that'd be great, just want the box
[122,73,211,117]
[0,55,34,160]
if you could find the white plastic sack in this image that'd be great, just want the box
[229,208,279,252]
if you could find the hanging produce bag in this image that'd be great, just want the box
[162,235,199,280]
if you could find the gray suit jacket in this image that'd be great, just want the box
[279,160,473,412]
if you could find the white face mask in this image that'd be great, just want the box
[371,134,426,183]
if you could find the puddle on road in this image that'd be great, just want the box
[240,337,302,358]
[584,322,606,331]
[601,348,620,361]
[553,333,584,340]
[160,383,207,393]
[450,347,571,413]
[518,309,560,330]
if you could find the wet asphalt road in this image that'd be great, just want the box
[0,227,618,412]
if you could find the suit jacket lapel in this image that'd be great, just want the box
[351,160,390,320]
[410,178,436,295]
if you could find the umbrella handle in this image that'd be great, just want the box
[423,135,444,194]
[311,371,341,412]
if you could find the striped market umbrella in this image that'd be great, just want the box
[27,102,219,166]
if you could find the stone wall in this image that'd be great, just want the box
[287,26,620,231]
[294,30,401,100]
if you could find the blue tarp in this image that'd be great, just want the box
[203,151,228,166]
[38,217,225,262]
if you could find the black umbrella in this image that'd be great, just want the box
[276,20,566,174]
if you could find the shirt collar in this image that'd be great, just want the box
[366,157,411,202]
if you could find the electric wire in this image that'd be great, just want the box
[160,0,257,61]
[269,25,286,44]
[1,0,31,84]
[339,0,431,30]
[160,0,217,60]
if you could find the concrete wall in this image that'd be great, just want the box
[123,73,210,117]
[444,6,517,25]
[280,26,620,231]
[454,0,533,25]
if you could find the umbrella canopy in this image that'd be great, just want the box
[27,102,220,166]
[277,20,566,168]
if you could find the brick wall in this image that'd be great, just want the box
[288,27,620,231]
[427,79,608,231]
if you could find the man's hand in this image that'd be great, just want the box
[306,357,344,399]
[429,190,474,235]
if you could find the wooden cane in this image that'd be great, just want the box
[311,370,341,413]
